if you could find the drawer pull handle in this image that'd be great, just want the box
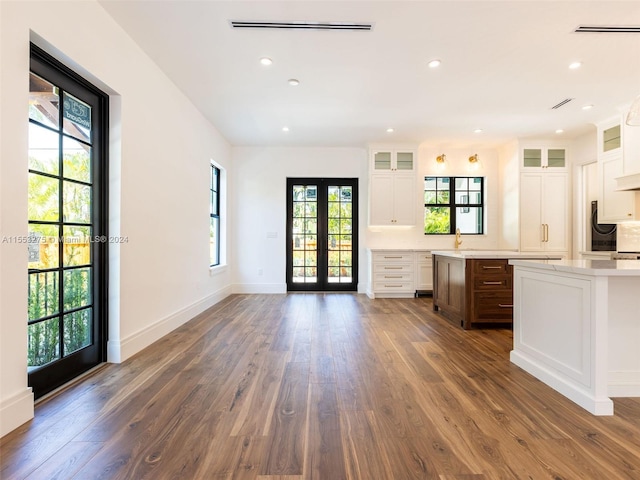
[384,256,403,259]
[482,266,502,270]
[384,266,403,270]
[384,275,403,279]
[498,304,514,308]
[483,281,503,285]
[384,284,403,288]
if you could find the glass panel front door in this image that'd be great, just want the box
[287,178,358,291]
[28,45,107,399]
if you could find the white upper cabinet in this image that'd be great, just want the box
[368,145,417,226]
[521,147,567,171]
[596,115,640,221]
[371,148,415,172]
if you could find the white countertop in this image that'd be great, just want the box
[509,259,640,276]
[431,250,561,259]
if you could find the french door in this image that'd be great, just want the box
[286,178,358,291]
[27,45,108,399]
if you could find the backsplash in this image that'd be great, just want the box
[616,222,640,252]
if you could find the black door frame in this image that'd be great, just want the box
[286,177,358,292]
[28,44,109,399]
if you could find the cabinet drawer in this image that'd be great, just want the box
[374,263,414,274]
[472,292,514,322]
[374,272,413,283]
[471,259,510,275]
[374,281,415,292]
[473,275,512,291]
[373,252,414,264]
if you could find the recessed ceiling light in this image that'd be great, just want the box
[282,126,289,132]
[260,57,273,66]
[288,78,300,86]
[428,59,441,68]
[556,129,564,134]
[474,128,483,133]
[386,128,394,133]
[569,61,582,69]
[582,104,594,110]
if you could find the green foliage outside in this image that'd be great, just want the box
[424,207,451,234]
[28,140,92,368]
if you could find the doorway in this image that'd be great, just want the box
[27,45,108,399]
[286,178,358,291]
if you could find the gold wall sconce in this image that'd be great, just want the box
[435,154,447,171]
[468,153,481,171]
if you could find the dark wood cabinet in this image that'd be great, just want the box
[466,259,513,326]
[433,255,514,329]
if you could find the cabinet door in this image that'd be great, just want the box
[370,175,394,225]
[543,173,568,251]
[522,147,566,170]
[416,252,433,291]
[393,175,415,225]
[599,154,637,222]
[395,150,415,171]
[520,173,544,251]
[372,150,393,171]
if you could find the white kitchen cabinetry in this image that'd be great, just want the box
[371,148,415,172]
[596,116,640,222]
[369,174,415,225]
[521,147,567,171]
[369,146,417,226]
[368,250,415,298]
[598,153,640,222]
[415,250,433,293]
[520,172,569,255]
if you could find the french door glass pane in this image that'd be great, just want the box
[28,224,59,269]
[29,73,59,128]
[62,91,91,141]
[327,185,353,284]
[292,184,318,283]
[63,267,92,310]
[63,226,92,266]
[28,271,59,320]
[63,309,92,355]
[28,318,61,368]
[63,137,91,183]
[29,123,59,175]
[28,173,59,221]
[63,181,91,223]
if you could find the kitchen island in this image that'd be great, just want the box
[431,251,562,329]
[509,259,640,415]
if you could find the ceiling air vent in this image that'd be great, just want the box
[551,98,574,109]
[229,20,373,31]
[575,25,640,33]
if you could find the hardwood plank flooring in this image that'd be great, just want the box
[2,293,640,479]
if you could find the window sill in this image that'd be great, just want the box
[209,264,228,277]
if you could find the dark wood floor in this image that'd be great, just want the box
[2,294,640,479]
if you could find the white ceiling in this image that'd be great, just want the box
[98,0,640,148]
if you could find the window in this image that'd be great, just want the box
[209,164,220,266]
[424,176,484,234]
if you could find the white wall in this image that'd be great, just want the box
[0,0,232,436]
[231,147,368,293]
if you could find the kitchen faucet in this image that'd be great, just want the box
[454,228,463,249]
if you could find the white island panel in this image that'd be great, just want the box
[510,259,640,416]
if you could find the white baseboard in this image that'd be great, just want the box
[107,285,232,363]
[0,388,34,438]
[232,283,287,294]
